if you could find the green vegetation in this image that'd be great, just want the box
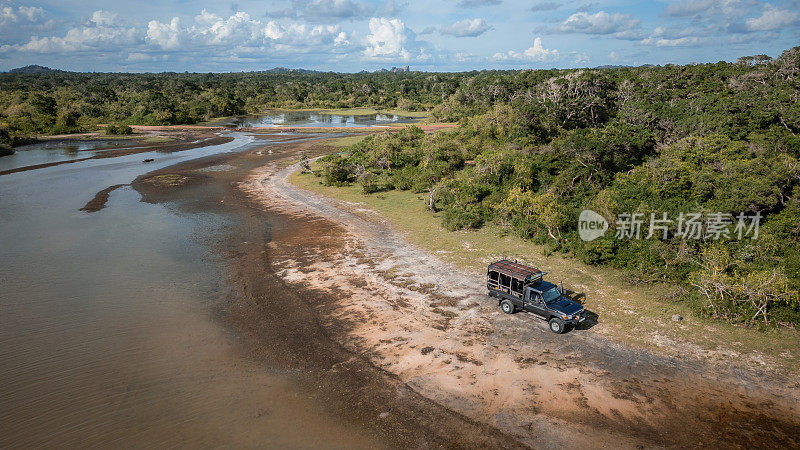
[105,124,133,135]
[316,47,800,328]
[0,69,453,146]
[291,162,800,369]
[3,46,799,329]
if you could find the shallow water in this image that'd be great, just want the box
[0,134,376,447]
[231,110,419,128]
[0,139,134,172]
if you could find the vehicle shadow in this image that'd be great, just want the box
[563,288,599,331]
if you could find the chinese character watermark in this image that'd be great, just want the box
[578,210,761,242]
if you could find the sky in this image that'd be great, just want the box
[0,0,798,72]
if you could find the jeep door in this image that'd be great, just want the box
[525,293,548,318]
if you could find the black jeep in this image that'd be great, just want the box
[487,259,585,334]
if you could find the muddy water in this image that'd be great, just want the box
[0,134,377,447]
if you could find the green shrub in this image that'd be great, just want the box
[390,165,420,190]
[105,124,133,135]
[441,206,483,230]
[358,171,380,194]
[321,154,353,186]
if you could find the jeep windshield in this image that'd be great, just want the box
[542,287,560,304]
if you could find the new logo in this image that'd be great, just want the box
[578,209,608,242]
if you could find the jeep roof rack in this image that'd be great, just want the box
[488,259,546,283]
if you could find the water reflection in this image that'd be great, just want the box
[0,139,133,172]
[0,133,376,447]
[231,110,420,128]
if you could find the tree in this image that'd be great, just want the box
[498,188,563,240]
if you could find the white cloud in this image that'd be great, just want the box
[91,10,117,26]
[334,31,350,46]
[143,12,348,53]
[364,17,410,60]
[1,5,43,26]
[639,24,711,47]
[193,10,258,44]
[8,23,138,53]
[744,4,799,31]
[572,51,590,64]
[640,36,701,47]
[126,52,154,62]
[493,37,559,61]
[441,18,492,37]
[18,6,44,21]
[263,21,284,40]
[559,11,640,35]
[147,17,182,50]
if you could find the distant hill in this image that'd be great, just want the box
[7,65,66,74]
[259,67,320,74]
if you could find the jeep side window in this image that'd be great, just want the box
[489,271,499,282]
[499,273,510,288]
[511,278,523,294]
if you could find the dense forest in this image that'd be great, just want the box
[0,68,464,146]
[2,46,799,327]
[318,47,800,328]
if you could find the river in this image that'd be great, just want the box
[0,133,377,447]
[224,110,420,128]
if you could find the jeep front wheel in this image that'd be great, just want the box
[549,318,565,334]
[500,300,514,314]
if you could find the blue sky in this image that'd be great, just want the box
[0,0,798,72]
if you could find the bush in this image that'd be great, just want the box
[441,206,484,230]
[105,124,133,135]
[391,165,422,190]
[358,171,380,194]
[321,154,353,186]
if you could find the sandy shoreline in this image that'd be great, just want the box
[237,147,800,448]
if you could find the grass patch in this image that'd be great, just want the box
[145,174,190,187]
[194,116,237,125]
[289,160,800,374]
[324,134,369,147]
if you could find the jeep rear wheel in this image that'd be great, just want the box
[549,318,565,334]
[500,300,514,314]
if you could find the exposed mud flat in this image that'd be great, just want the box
[131,135,519,448]
[239,154,800,449]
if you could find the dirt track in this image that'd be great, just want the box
[239,147,800,448]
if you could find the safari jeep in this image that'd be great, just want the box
[487,259,585,334]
